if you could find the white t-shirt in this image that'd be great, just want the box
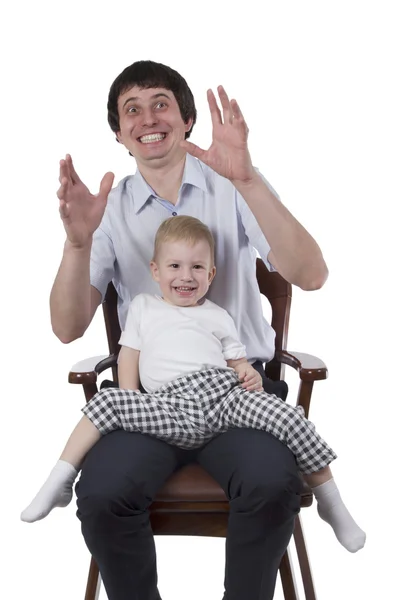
[119,293,246,393]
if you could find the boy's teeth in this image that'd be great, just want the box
[139,133,165,143]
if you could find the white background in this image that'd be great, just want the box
[1,1,406,598]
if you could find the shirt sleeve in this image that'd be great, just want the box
[90,222,116,300]
[217,309,247,361]
[236,168,280,272]
[119,295,142,350]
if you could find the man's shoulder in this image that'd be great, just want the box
[106,175,135,207]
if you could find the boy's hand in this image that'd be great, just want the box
[235,363,263,391]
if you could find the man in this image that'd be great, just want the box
[51,60,328,600]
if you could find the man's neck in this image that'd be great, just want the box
[137,153,187,205]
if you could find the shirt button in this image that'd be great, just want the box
[172,212,177,216]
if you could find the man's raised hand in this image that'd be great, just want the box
[57,154,114,248]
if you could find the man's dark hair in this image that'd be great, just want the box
[107,60,197,139]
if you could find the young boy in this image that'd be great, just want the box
[21,216,365,553]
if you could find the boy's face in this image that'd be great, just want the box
[116,86,192,168]
[150,239,216,307]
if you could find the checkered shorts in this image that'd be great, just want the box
[82,368,336,474]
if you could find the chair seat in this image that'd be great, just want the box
[152,464,313,510]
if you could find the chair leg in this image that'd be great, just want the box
[279,548,300,600]
[84,556,101,600]
[293,515,317,600]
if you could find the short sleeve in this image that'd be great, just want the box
[90,224,115,300]
[119,295,142,350]
[236,168,280,271]
[217,310,247,361]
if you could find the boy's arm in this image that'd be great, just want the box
[226,357,249,370]
[118,346,141,390]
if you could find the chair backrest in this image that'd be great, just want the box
[102,259,292,380]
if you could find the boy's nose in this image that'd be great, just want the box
[180,270,193,281]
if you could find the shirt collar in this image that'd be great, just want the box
[130,154,208,213]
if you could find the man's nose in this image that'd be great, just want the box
[141,108,158,127]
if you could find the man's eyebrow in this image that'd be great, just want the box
[122,92,171,109]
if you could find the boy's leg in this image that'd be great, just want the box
[21,416,101,522]
[21,375,207,524]
[305,468,366,552]
[76,430,187,600]
[211,380,365,552]
[209,380,337,474]
[82,383,208,449]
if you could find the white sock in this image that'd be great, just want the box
[312,479,366,553]
[21,460,78,523]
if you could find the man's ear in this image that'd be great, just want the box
[150,261,160,282]
[116,131,123,144]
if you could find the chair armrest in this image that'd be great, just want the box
[68,353,118,385]
[275,350,328,382]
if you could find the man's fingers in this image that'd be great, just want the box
[57,177,69,200]
[59,159,71,185]
[217,85,233,125]
[207,89,222,126]
[179,140,205,160]
[99,172,115,199]
[59,199,69,219]
[66,154,82,184]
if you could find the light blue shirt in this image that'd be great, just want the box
[90,154,277,363]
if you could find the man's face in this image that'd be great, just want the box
[116,86,192,168]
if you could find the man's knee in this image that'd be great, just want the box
[235,468,301,509]
[75,472,152,538]
[75,450,152,527]
[229,432,302,514]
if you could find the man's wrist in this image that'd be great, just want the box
[231,169,261,192]
[64,238,93,253]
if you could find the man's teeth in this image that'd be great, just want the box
[139,133,166,143]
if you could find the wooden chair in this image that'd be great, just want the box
[69,259,328,600]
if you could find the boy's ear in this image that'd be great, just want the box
[150,261,159,282]
[208,265,216,284]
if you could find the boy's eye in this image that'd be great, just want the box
[170,263,179,268]
[193,265,203,269]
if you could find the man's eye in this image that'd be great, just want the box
[156,102,167,109]
[128,107,137,113]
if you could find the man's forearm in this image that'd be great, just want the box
[50,240,95,343]
[233,173,328,290]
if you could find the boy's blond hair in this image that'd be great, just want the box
[153,216,215,264]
